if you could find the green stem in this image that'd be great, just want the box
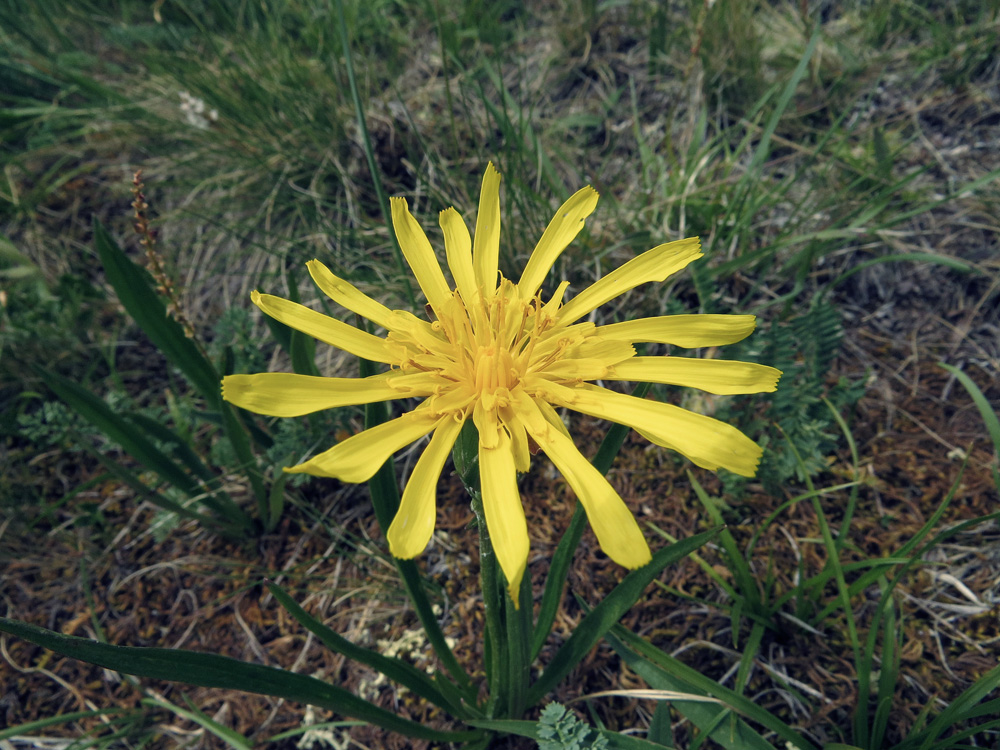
[471,489,507,717]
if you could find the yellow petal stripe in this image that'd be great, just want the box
[387,417,464,559]
[538,381,763,477]
[480,429,529,607]
[607,357,781,395]
[519,394,651,569]
[473,163,502,293]
[517,185,599,300]
[598,314,757,348]
[390,197,452,312]
[440,207,478,305]
[251,291,392,363]
[556,237,703,325]
[222,372,399,416]
[285,408,441,481]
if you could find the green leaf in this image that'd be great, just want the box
[606,625,818,750]
[41,368,251,531]
[938,363,1000,459]
[124,413,216,485]
[605,630,776,750]
[41,370,195,496]
[648,701,673,747]
[266,581,460,714]
[0,617,479,743]
[527,527,721,705]
[0,709,133,741]
[93,219,221,406]
[143,695,253,750]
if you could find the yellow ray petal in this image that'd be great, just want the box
[522,397,651,569]
[597,314,757,348]
[473,163,502,293]
[607,357,781,395]
[517,185,599,300]
[222,372,399,417]
[387,417,463,559]
[306,259,428,335]
[479,428,529,607]
[440,207,478,304]
[499,402,531,473]
[252,291,392,363]
[286,408,440,481]
[556,237,703,325]
[535,398,572,439]
[538,381,762,477]
[390,197,452,312]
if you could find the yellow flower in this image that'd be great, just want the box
[222,163,780,605]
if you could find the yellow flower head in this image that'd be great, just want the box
[222,164,780,605]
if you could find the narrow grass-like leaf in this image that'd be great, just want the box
[93,219,220,406]
[144,695,253,750]
[648,701,674,747]
[332,0,415,308]
[266,581,458,714]
[688,471,765,645]
[124,413,217,485]
[0,709,133,741]
[605,630,775,750]
[939,363,1000,460]
[80,441,235,535]
[528,527,721,705]
[42,368,249,529]
[607,625,817,750]
[914,663,1000,750]
[0,618,479,743]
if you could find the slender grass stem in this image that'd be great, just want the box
[333,0,416,308]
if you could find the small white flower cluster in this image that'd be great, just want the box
[295,705,351,750]
[178,91,218,129]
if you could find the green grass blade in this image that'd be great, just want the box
[266,581,459,714]
[332,0,415,308]
[648,700,674,747]
[527,527,721,705]
[93,219,221,406]
[604,629,776,750]
[124,413,217,485]
[827,254,983,293]
[42,371,196,499]
[0,617,479,743]
[41,368,252,530]
[81,442,236,535]
[607,625,818,750]
[939,363,1000,457]
[143,695,253,750]
[0,708,133,741]
[915,662,1000,750]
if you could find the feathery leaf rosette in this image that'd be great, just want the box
[222,163,780,605]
